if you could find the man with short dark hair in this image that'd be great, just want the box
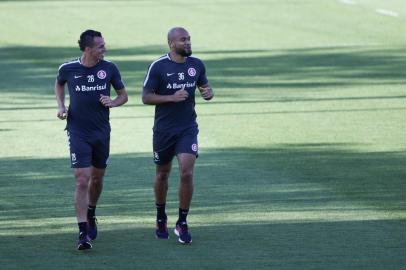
[142,27,214,244]
[55,29,128,250]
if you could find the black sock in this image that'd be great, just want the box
[156,203,166,221]
[78,222,87,234]
[87,205,96,219]
[178,208,189,224]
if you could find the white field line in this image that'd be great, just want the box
[376,9,399,17]
[337,0,400,18]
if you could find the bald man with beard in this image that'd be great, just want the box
[142,27,214,244]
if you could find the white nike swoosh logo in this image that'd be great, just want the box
[74,75,82,79]
[72,162,78,165]
[166,73,175,76]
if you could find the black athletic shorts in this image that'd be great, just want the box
[152,127,198,165]
[67,131,110,169]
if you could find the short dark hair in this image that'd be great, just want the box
[78,30,102,51]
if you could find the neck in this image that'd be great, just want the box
[80,54,99,67]
[169,51,186,63]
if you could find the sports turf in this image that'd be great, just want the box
[0,1,405,269]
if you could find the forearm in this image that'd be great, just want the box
[111,89,128,107]
[54,80,66,109]
[198,83,214,101]
[142,92,173,105]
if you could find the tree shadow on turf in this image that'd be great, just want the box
[0,144,405,219]
[0,145,405,268]
[1,45,406,96]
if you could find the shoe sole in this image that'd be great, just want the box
[155,229,169,239]
[77,242,92,250]
[174,228,192,244]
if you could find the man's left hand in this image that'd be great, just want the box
[100,94,114,107]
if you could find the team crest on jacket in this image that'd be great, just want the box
[97,70,107,79]
[188,67,196,77]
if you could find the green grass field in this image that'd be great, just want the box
[1,0,406,269]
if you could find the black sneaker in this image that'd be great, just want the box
[87,216,97,240]
[174,221,192,244]
[77,232,92,250]
[156,218,169,239]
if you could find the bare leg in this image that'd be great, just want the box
[173,153,195,244]
[177,153,196,210]
[155,162,172,204]
[88,167,105,206]
[74,167,92,223]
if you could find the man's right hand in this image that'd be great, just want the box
[171,88,189,102]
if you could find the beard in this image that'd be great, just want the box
[177,47,192,57]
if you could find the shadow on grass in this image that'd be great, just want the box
[0,45,166,94]
[0,144,406,219]
[1,45,406,98]
[0,145,405,268]
[0,144,405,218]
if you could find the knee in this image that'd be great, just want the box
[180,169,193,182]
[156,170,170,182]
[75,175,89,190]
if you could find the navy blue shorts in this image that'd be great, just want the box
[152,127,199,165]
[67,131,110,169]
